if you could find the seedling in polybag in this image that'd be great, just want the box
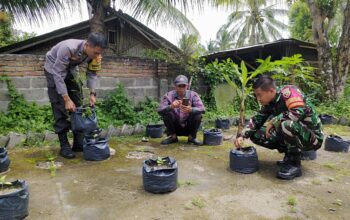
[141,137,149,142]
[0,175,12,190]
[156,157,166,166]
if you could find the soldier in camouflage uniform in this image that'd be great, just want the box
[235,75,324,180]
[44,32,107,159]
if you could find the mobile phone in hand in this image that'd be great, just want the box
[182,98,189,106]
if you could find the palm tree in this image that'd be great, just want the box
[178,34,204,60]
[0,0,78,24]
[216,29,235,50]
[205,39,219,53]
[1,0,210,35]
[219,0,288,47]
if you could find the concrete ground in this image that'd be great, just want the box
[3,125,350,220]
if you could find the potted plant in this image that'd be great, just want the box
[325,135,350,153]
[0,176,29,219]
[203,128,223,146]
[229,147,259,174]
[142,156,178,193]
[145,123,163,138]
[83,129,110,161]
[71,106,98,133]
[0,148,10,174]
[217,58,271,173]
[215,118,230,130]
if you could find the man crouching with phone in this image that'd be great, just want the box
[158,75,205,145]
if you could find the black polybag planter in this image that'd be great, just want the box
[71,107,98,133]
[319,114,333,125]
[0,180,29,220]
[142,157,178,193]
[203,129,223,146]
[230,147,259,174]
[301,150,317,160]
[0,148,10,173]
[146,124,163,138]
[215,118,230,130]
[324,135,350,153]
[83,136,110,161]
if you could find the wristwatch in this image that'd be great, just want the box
[90,91,97,97]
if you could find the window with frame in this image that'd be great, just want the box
[108,31,116,44]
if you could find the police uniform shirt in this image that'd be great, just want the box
[44,39,98,96]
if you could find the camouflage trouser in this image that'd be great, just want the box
[250,120,324,154]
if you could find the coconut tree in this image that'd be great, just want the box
[205,39,219,53]
[216,29,235,50]
[219,0,288,47]
[0,0,78,24]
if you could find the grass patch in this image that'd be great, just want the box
[323,125,350,137]
[178,180,197,187]
[311,179,322,185]
[191,197,205,208]
[333,199,343,206]
[323,163,337,169]
[287,195,297,206]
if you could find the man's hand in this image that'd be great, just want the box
[63,95,76,112]
[180,104,192,113]
[171,100,182,109]
[234,137,244,148]
[266,122,274,138]
[90,94,96,107]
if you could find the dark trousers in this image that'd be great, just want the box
[162,111,202,138]
[45,70,82,134]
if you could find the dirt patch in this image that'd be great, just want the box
[126,151,155,159]
[3,126,350,219]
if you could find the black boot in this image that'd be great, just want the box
[276,153,289,166]
[58,133,75,159]
[72,132,84,152]
[277,152,302,180]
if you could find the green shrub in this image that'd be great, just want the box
[0,76,53,135]
[100,84,137,125]
[316,97,350,119]
[134,97,161,124]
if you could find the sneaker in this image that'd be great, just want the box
[161,136,178,145]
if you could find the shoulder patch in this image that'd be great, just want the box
[281,87,291,99]
[63,55,69,61]
[281,86,305,109]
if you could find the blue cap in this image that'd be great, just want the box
[174,75,188,85]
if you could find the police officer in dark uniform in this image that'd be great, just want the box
[235,75,324,180]
[44,32,107,159]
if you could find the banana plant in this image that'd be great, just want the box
[222,57,272,136]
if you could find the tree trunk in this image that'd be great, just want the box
[237,93,245,138]
[334,0,350,98]
[306,0,335,97]
[306,0,349,99]
[89,0,109,34]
